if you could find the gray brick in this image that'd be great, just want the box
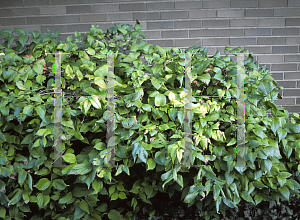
[189,29,217,37]
[77,0,105,3]
[257,37,285,45]
[51,15,79,24]
[286,18,300,26]
[297,98,300,104]
[202,20,229,28]
[285,72,300,79]
[175,38,202,47]
[258,0,287,7]
[189,9,217,18]
[283,89,300,96]
[174,20,201,29]
[120,3,146,12]
[274,98,295,105]
[24,0,51,6]
[40,6,67,15]
[79,14,106,23]
[245,46,272,54]
[13,7,39,16]
[281,106,300,114]
[286,37,300,45]
[245,28,271,36]
[257,55,284,63]
[41,25,67,34]
[148,21,173,30]
[274,8,300,17]
[231,0,258,8]
[230,19,257,27]
[257,18,285,27]
[51,0,78,5]
[133,12,160,21]
[245,9,273,17]
[0,17,26,26]
[0,9,13,17]
[206,47,217,56]
[161,11,188,20]
[230,38,256,46]
[217,9,244,18]
[273,46,298,54]
[147,2,174,10]
[142,30,160,39]
[277,81,297,88]
[66,24,95,33]
[285,55,300,62]
[203,0,230,8]
[162,30,188,38]
[26,16,52,25]
[92,4,119,13]
[298,81,300,88]
[106,12,132,21]
[288,0,300,6]
[66,5,92,14]
[0,0,23,7]
[146,39,173,47]
[273,28,299,36]
[217,29,243,37]
[272,64,298,71]
[175,1,202,9]
[271,73,283,80]
[203,38,229,46]
[105,0,128,2]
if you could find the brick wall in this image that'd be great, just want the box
[0,0,299,117]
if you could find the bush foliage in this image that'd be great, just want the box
[0,20,300,220]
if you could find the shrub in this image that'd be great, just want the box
[0,20,300,220]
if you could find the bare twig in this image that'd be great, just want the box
[8,66,24,75]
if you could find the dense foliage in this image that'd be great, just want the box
[0,20,300,220]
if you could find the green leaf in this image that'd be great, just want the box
[277,128,287,142]
[59,192,73,204]
[80,200,90,214]
[253,127,266,139]
[35,128,48,136]
[36,75,46,85]
[33,64,43,74]
[223,198,237,208]
[270,118,280,135]
[258,81,273,95]
[18,169,27,187]
[53,179,69,190]
[23,105,34,115]
[213,185,221,201]
[144,185,153,198]
[92,178,103,193]
[197,59,211,75]
[62,153,76,163]
[111,192,119,201]
[87,35,94,46]
[34,178,51,191]
[278,186,289,200]
[108,209,123,220]
[16,81,27,90]
[119,191,127,199]
[240,191,254,204]
[146,158,156,171]
[35,105,46,121]
[19,34,28,47]
[0,206,6,219]
[183,192,198,203]
[155,94,166,107]
[176,174,184,188]
[205,113,219,121]
[83,99,92,115]
[74,207,85,220]
[198,73,211,86]
[90,96,101,109]
[62,118,75,129]
[69,161,92,175]
[9,189,23,205]
[94,78,106,88]
[254,194,263,205]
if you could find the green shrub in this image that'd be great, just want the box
[0,20,300,220]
